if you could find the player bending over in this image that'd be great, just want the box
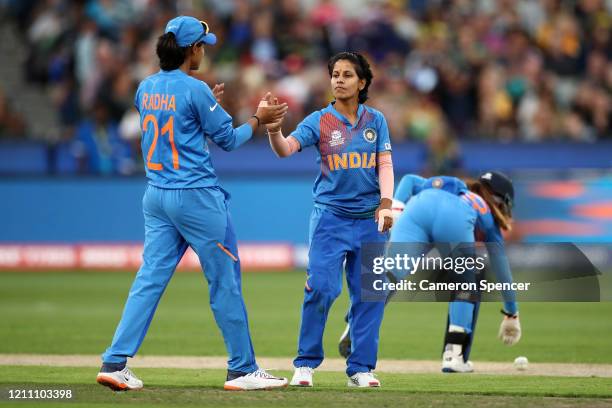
[339,172,522,373]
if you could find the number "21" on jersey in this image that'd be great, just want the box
[143,114,179,170]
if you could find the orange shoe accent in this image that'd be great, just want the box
[217,243,238,262]
[223,384,245,391]
[96,375,129,391]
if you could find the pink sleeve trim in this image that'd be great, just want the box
[377,153,394,200]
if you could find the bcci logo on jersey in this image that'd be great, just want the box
[363,128,377,143]
[329,130,345,147]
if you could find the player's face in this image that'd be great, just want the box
[190,43,204,70]
[331,60,365,102]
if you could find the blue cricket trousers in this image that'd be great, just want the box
[294,206,387,376]
[102,185,258,373]
[391,188,478,333]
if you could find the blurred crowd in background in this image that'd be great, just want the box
[1,0,612,175]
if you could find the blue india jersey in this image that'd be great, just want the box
[135,69,247,188]
[291,103,392,217]
[421,176,504,244]
[397,175,504,244]
[394,174,516,312]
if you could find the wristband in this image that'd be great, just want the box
[501,309,518,318]
[251,115,260,127]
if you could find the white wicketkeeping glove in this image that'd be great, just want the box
[498,312,521,346]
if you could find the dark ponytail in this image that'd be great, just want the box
[465,179,513,232]
[327,52,373,104]
[156,32,188,71]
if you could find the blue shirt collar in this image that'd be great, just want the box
[158,69,188,76]
[326,102,365,127]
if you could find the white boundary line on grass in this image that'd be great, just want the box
[1,354,611,377]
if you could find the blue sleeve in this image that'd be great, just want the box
[193,82,252,151]
[290,112,320,150]
[479,212,518,315]
[394,174,426,203]
[376,113,392,153]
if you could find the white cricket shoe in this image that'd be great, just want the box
[347,372,380,388]
[442,344,474,373]
[224,369,288,391]
[290,366,314,387]
[96,367,143,391]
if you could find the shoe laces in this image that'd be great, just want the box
[297,366,314,375]
[121,367,136,379]
[247,369,278,379]
[357,371,376,380]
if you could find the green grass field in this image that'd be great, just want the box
[2,367,612,407]
[1,271,611,407]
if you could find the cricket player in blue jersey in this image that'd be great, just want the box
[338,171,522,373]
[96,16,289,391]
[266,52,394,388]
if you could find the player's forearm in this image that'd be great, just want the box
[212,123,253,152]
[377,153,394,200]
[247,116,260,134]
[503,301,518,316]
[489,245,518,314]
[217,123,253,151]
[268,130,300,158]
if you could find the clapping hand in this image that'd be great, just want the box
[212,83,224,103]
[255,92,288,126]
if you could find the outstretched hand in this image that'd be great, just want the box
[264,95,284,132]
[212,83,225,103]
[255,92,288,126]
[498,313,521,346]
